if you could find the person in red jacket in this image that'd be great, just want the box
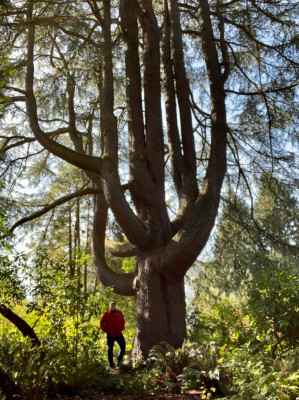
[100,299,126,368]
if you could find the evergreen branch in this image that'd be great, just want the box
[1,128,70,152]
[226,82,298,95]
[9,187,103,233]
[214,13,299,66]
[25,3,103,175]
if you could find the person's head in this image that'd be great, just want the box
[109,300,116,311]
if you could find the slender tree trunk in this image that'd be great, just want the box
[69,204,74,277]
[75,197,81,286]
[131,252,186,361]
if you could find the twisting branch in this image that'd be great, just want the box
[86,0,104,26]
[25,1,103,175]
[1,128,70,152]
[92,193,136,296]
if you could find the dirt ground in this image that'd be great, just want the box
[57,391,213,400]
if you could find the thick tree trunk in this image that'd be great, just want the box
[131,252,186,361]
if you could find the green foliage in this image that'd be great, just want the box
[0,203,27,305]
[224,350,299,400]
[144,341,221,395]
[188,173,299,399]
[0,53,15,117]
[122,257,136,273]
[0,0,11,10]
[246,266,299,353]
[0,333,146,399]
[0,223,137,399]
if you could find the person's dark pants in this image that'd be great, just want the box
[107,333,126,367]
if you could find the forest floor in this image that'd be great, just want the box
[0,390,226,400]
[57,391,217,400]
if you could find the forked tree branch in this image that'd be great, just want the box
[99,0,153,247]
[25,2,103,175]
[120,0,157,206]
[161,0,227,279]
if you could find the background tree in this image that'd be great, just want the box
[0,0,298,361]
[187,172,299,398]
[189,172,299,352]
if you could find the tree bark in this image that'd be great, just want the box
[131,252,186,361]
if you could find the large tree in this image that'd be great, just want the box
[0,0,298,360]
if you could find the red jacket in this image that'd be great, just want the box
[100,309,125,337]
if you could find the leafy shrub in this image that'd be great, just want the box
[144,341,222,395]
[224,347,299,400]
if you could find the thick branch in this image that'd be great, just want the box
[217,0,230,82]
[120,0,157,211]
[168,0,197,176]
[166,0,199,231]
[99,1,152,247]
[101,0,118,160]
[136,0,166,191]
[161,0,227,279]
[1,128,71,152]
[2,95,26,103]
[162,0,184,197]
[0,303,41,347]
[92,194,135,296]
